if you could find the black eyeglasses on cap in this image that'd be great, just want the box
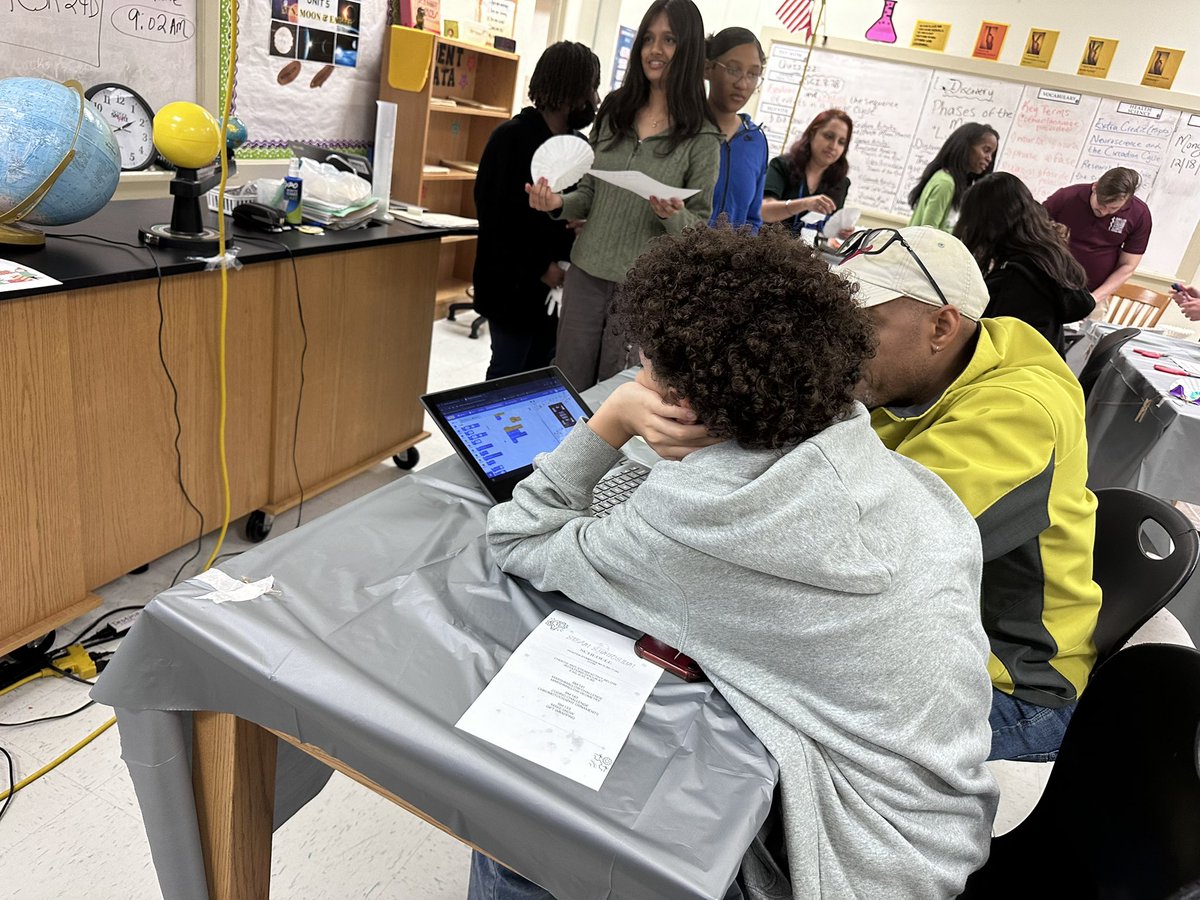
[838,227,949,307]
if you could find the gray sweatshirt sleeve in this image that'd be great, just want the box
[486,424,690,647]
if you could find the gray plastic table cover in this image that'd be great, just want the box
[1068,321,1200,503]
[91,371,777,900]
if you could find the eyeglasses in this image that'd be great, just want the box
[838,228,949,307]
[712,61,763,88]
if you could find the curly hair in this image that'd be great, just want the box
[613,225,874,450]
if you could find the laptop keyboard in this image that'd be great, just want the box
[590,462,650,518]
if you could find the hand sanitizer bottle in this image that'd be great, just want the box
[283,159,304,225]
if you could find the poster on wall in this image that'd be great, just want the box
[910,21,950,52]
[1142,47,1184,89]
[611,26,635,92]
[239,0,386,154]
[972,22,1008,61]
[1077,36,1118,79]
[1020,28,1058,69]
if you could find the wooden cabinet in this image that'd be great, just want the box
[380,32,519,312]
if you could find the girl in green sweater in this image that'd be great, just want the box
[527,0,721,391]
[907,122,999,232]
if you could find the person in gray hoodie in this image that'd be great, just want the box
[476,225,998,899]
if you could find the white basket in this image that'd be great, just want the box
[205,183,259,216]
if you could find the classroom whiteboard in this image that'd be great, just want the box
[760,41,1200,278]
[0,1,198,112]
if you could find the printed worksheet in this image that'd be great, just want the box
[456,611,662,790]
[0,260,60,294]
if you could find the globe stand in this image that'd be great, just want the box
[139,163,224,253]
[0,223,48,248]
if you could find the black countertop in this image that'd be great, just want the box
[4,199,467,300]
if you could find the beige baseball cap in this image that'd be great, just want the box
[836,226,990,320]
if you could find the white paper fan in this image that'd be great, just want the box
[530,135,594,193]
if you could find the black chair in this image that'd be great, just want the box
[1076,326,1139,399]
[960,643,1200,898]
[446,301,487,338]
[1090,487,1200,669]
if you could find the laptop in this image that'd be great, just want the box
[421,367,649,513]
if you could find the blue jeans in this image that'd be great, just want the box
[468,852,554,900]
[988,687,1075,762]
[468,851,748,899]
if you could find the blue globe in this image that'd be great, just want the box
[0,77,121,226]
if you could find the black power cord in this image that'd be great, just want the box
[0,745,13,824]
[48,234,207,586]
[230,234,309,530]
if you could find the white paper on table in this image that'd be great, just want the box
[456,610,663,790]
[799,210,826,225]
[587,169,700,202]
[824,206,861,237]
[0,259,60,293]
[190,568,277,604]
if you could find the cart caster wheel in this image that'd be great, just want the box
[245,510,274,543]
[392,447,420,470]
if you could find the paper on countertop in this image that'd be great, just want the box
[456,610,663,790]
[588,169,700,202]
[190,568,277,603]
[824,206,861,236]
[0,259,60,293]
[799,211,826,225]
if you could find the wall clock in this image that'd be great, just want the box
[85,83,157,171]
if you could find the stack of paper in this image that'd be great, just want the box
[302,195,380,230]
[389,204,478,229]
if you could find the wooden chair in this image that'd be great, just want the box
[1103,282,1171,328]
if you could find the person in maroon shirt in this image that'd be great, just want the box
[1043,167,1152,305]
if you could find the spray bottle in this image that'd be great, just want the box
[283,159,304,226]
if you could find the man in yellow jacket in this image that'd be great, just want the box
[839,225,1102,761]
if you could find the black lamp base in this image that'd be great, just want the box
[139,222,221,255]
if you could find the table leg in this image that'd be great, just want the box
[192,712,278,900]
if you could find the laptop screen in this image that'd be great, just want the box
[421,368,594,501]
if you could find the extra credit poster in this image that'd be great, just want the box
[236,0,387,153]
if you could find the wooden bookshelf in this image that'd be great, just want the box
[380,30,519,310]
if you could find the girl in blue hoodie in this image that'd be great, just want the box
[705,28,769,230]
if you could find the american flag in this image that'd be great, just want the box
[776,0,815,37]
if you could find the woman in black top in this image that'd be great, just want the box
[761,108,853,234]
[472,42,601,379]
[955,172,1095,355]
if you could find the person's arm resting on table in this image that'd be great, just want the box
[486,382,714,644]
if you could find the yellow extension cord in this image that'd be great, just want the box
[0,668,116,802]
[202,1,240,571]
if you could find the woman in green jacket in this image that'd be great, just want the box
[527,0,721,391]
[907,122,999,232]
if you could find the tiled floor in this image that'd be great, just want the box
[1,312,1193,897]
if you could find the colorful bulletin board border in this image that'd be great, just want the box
[972,22,1008,61]
[1143,47,1184,89]
[1078,36,1118,79]
[1020,28,1058,69]
[910,20,951,52]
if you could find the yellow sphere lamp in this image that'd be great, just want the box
[139,101,229,252]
